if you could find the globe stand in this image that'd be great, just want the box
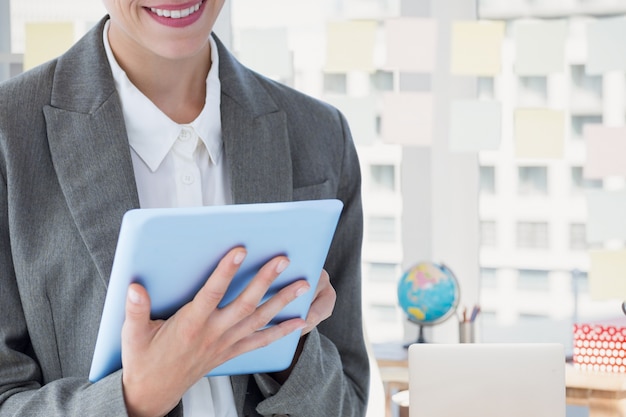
[403,323,427,348]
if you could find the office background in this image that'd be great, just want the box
[2,0,626,379]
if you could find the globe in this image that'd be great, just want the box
[397,262,460,343]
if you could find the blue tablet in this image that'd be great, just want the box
[89,199,343,382]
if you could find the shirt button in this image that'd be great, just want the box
[178,128,192,141]
[181,174,195,185]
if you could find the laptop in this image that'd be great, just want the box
[408,343,565,417]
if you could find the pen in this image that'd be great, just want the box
[469,305,481,322]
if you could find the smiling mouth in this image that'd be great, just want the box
[149,0,204,19]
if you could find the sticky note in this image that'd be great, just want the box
[589,249,626,300]
[238,28,292,79]
[385,18,437,73]
[514,20,567,75]
[325,95,378,146]
[586,189,626,243]
[583,125,626,179]
[514,109,565,159]
[325,20,377,73]
[450,21,505,76]
[586,16,626,74]
[381,92,433,146]
[24,22,74,71]
[449,100,501,152]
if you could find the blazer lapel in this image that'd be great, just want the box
[216,36,293,205]
[45,18,139,287]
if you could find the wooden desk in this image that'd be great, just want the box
[373,343,626,417]
[566,365,626,417]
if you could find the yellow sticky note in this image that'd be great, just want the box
[24,22,74,71]
[450,21,505,76]
[325,20,377,73]
[514,109,565,159]
[589,249,626,300]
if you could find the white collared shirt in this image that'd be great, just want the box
[103,21,237,417]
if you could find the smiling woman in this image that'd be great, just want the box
[0,1,370,416]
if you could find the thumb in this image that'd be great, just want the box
[122,283,152,347]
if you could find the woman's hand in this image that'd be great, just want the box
[302,269,336,336]
[270,269,336,384]
[120,247,310,417]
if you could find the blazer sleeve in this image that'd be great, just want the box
[0,167,134,416]
[252,110,370,417]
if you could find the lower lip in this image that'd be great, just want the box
[146,1,206,28]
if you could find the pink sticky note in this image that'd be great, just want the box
[584,125,626,179]
[382,92,434,146]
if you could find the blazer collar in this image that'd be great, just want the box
[45,17,139,287]
[214,34,293,205]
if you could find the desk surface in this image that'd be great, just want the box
[373,342,626,397]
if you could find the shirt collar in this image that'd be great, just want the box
[103,20,223,172]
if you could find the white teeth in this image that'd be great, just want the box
[150,1,202,19]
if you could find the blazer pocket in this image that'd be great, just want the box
[293,180,333,201]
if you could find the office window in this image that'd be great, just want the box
[399,73,431,92]
[569,223,586,251]
[571,166,603,193]
[517,222,549,249]
[477,77,495,100]
[368,262,399,283]
[518,76,547,105]
[323,73,347,94]
[480,220,497,247]
[517,269,550,291]
[480,165,496,195]
[367,216,397,243]
[370,70,394,92]
[518,166,548,196]
[10,63,23,78]
[370,164,396,193]
[480,267,498,288]
[571,64,602,99]
[571,115,602,141]
[368,303,399,323]
[572,270,589,294]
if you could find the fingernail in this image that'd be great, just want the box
[276,259,290,274]
[233,251,246,265]
[128,287,141,304]
[296,285,310,297]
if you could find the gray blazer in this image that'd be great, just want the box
[0,17,368,417]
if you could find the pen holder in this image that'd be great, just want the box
[459,321,475,343]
